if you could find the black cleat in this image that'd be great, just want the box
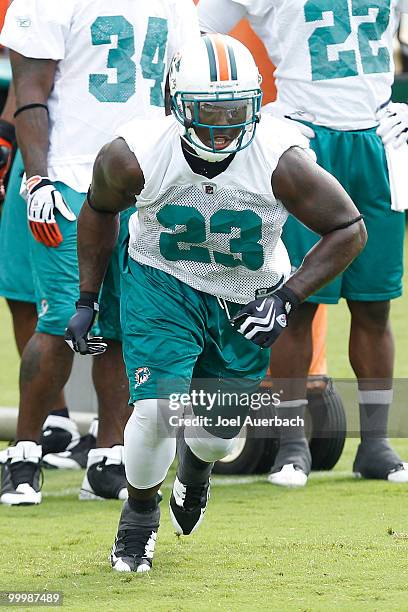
[169,475,210,535]
[40,415,80,457]
[110,500,160,573]
[42,418,97,470]
[0,441,42,506]
[353,438,408,482]
[80,446,127,500]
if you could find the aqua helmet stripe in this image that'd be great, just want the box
[203,36,218,82]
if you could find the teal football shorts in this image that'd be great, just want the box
[282,124,405,303]
[120,257,270,436]
[0,150,35,302]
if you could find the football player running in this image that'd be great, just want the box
[66,34,366,572]
[0,0,199,506]
[199,0,408,487]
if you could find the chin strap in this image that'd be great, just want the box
[185,130,238,162]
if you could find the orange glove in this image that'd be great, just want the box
[26,176,76,247]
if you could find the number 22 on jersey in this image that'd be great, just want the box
[305,0,391,80]
[89,15,168,105]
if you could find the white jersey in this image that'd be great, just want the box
[117,115,309,304]
[200,0,408,130]
[0,0,200,191]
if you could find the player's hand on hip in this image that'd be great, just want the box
[230,287,300,348]
[376,103,408,148]
[64,294,107,356]
[26,175,76,247]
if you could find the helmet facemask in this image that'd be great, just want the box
[172,91,262,162]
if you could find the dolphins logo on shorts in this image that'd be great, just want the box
[38,299,49,318]
[134,367,151,389]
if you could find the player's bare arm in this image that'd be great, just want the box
[64,138,143,355]
[272,146,367,302]
[9,51,56,177]
[9,51,75,247]
[232,146,366,348]
[78,137,144,295]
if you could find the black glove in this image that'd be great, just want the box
[64,292,107,355]
[230,286,300,348]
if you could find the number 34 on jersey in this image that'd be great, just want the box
[89,15,168,106]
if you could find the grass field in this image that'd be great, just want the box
[0,240,408,611]
[1,441,408,611]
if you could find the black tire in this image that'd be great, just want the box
[213,405,279,475]
[212,428,268,475]
[213,378,346,475]
[307,377,347,471]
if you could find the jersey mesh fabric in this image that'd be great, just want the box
[128,183,290,304]
[119,115,309,304]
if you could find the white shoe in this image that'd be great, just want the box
[267,463,308,488]
[388,462,408,483]
[0,441,42,505]
[41,415,80,455]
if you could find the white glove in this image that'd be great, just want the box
[26,175,76,248]
[376,103,408,148]
[262,102,316,139]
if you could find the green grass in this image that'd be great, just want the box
[1,440,408,611]
[0,234,407,610]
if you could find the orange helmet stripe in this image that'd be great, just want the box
[210,34,230,81]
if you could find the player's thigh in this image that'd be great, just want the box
[192,298,270,438]
[31,183,85,335]
[0,150,35,302]
[121,258,206,405]
[342,132,404,301]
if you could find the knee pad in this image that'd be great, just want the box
[184,423,237,463]
[124,399,176,489]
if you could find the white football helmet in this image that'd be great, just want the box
[169,34,262,162]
